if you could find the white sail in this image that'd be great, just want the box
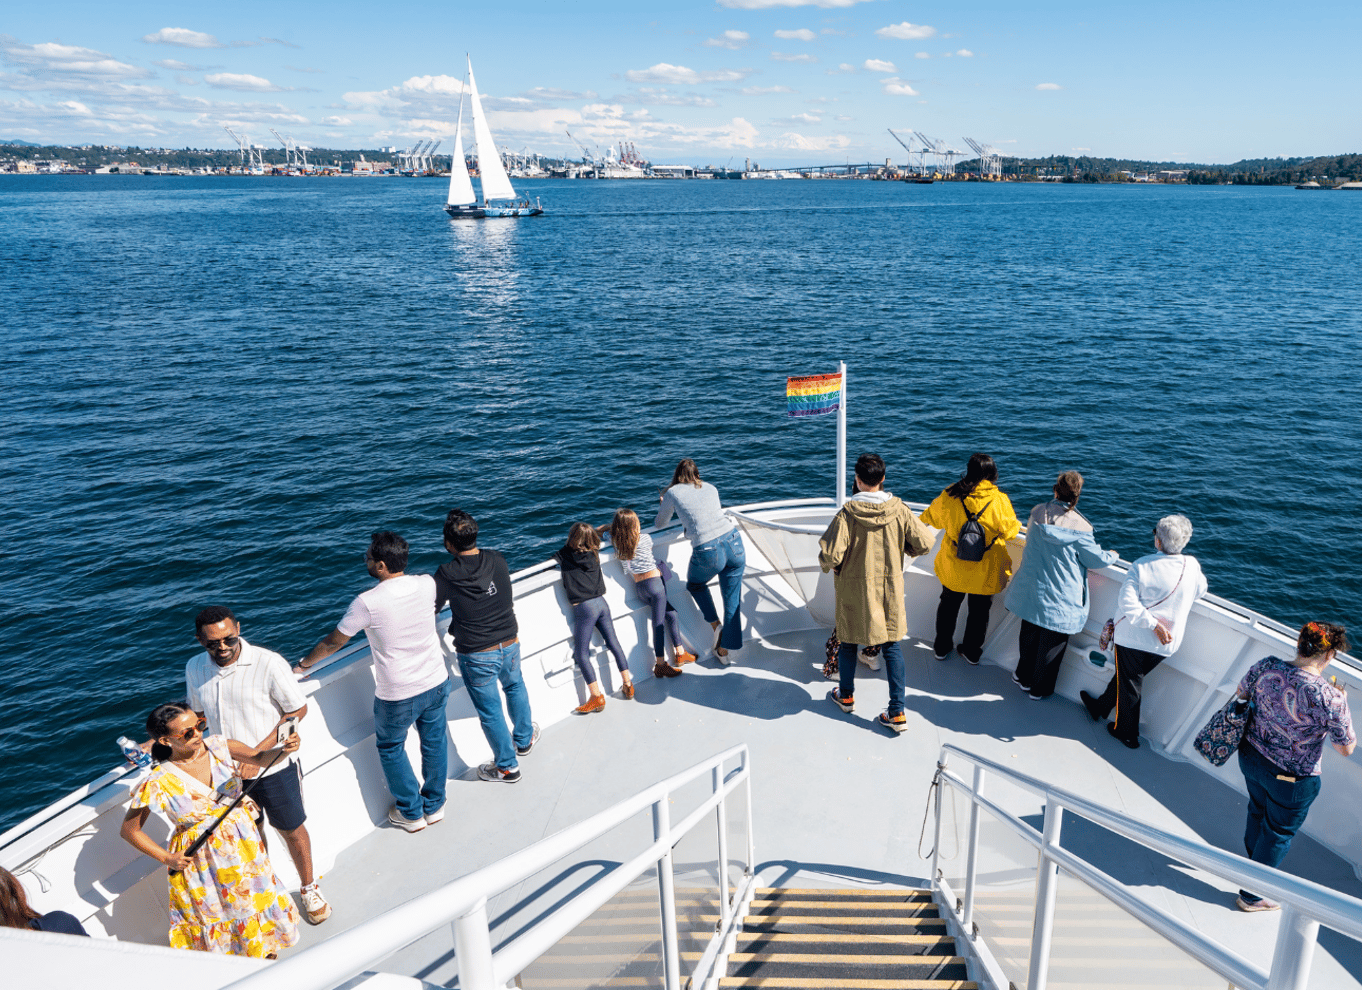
[466,58,517,203]
[446,90,476,206]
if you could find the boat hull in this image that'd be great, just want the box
[483,205,544,218]
[444,204,486,218]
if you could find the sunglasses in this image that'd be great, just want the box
[168,718,209,741]
[201,635,240,651]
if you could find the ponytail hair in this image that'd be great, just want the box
[146,701,193,762]
[610,509,641,561]
[1297,622,1347,662]
[945,453,998,500]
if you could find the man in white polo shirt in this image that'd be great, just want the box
[186,605,330,924]
[298,531,451,834]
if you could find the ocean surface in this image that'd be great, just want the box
[2,175,1359,832]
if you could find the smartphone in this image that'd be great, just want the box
[277,717,300,745]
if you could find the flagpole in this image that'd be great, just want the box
[836,360,847,506]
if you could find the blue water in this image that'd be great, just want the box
[2,176,1359,832]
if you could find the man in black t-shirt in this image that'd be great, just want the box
[434,510,538,783]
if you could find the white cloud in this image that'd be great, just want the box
[142,28,224,49]
[321,115,352,126]
[743,85,796,94]
[772,52,817,63]
[175,74,198,86]
[771,131,850,151]
[152,59,202,72]
[1036,82,1062,90]
[774,29,817,41]
[0,39,151,80]
[915,52,930,60]
[789,112,821,123]
[625,63,748,84]
[957,49,974,57]
[720,0,875,7]
[204,73,284,92]
[881,77,919,96]
[864,59,896,73]
[827,63,857,74]
[705,30,750,50]
[618,87,718,107]
[876,22,937,40]
[1071,147,1090,151]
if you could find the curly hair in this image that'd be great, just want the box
[146,701,194,762]
[1298,621,1348,660]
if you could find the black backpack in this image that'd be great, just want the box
[955,500,994,562]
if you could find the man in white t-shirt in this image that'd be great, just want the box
[298,531,451,834]
[186,605,330,924]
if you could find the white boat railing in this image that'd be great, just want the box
[220,744,756,990]
[931,743,1362,990]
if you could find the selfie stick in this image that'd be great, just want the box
[170,744,289,873]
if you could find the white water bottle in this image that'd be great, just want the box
[117,736,153,770]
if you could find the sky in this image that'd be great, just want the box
[2,1,1358,166]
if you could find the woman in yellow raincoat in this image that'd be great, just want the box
[920,453,1021,665]
[120,702,301,957]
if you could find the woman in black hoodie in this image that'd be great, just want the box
[555,522,633,713]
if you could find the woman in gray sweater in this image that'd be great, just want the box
[655,459,746,663]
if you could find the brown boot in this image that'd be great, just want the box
[674,651,698,666]
[653,659,682,678]
[622,680,635,700]
[574,694,606,715]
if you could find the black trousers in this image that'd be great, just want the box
[1093,644,1165,744]
[933,587,993,662]
[1014,620,1070,697]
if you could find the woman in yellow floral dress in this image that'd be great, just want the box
[120,702,301,957]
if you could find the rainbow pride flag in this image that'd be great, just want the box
[787,372,843,418]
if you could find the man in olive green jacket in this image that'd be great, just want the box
[819,453,934,733]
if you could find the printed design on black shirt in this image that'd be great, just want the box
[487,580,497,597]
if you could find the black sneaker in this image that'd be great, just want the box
[1011,671,1030,692]
[516,722,541,757]
[477,762,521,783]
[1080,689,1105,723]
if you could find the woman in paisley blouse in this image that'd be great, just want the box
[1233,621,1356,912]
[120,701,302,956]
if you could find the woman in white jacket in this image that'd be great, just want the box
[1081,514,1207,749]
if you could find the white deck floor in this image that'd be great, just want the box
[293,629,1362,989]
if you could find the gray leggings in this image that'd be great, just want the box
[572,596,626,686]
[636,575,683,658]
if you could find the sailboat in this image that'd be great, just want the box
[444,57,543,219]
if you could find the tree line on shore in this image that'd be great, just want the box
[3,143,1359,184]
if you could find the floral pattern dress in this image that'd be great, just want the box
[130,734,300,956]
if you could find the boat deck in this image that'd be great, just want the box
[293,628,1362,989]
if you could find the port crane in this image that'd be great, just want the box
[887,128,932,177]
[963,137,1002,179]
[222,124,265,171]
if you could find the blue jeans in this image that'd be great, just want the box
[374,678,451,821]
[686,528,746,651]
[837,640,907,717]
[1237,741,1321,899]
[459,641,535,771]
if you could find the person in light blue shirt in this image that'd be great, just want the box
[1005,471,1117,699]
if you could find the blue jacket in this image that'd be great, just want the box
[1005,508,1117,635]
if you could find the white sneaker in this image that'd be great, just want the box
[301,882,332,924]
[388,807,427,832]
[718,649,737,666]
[858,649,881,671]
[425,806,446,826]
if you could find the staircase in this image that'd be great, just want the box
[719,887,976,989]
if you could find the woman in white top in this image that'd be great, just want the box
[609,509,696,678]
[1081,513,1208,749]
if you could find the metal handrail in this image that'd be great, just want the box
[221,744,755,990]
[932,743,1362,990]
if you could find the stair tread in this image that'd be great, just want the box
[755,889,931,896]
[720,981,977,989]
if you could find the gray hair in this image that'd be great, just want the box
[1156,514,1193,555]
